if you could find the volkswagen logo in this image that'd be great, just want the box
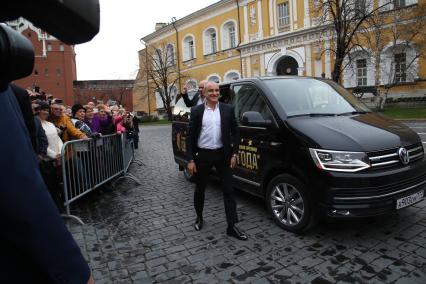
[398,147,410,165]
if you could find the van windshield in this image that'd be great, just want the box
[264,78,371,117]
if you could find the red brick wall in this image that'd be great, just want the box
[73,80,134,111]
[13,28,77,106]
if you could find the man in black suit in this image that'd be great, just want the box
[181,80,207,107]
[186,81,247,241]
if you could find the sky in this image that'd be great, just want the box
[75,0,218,81]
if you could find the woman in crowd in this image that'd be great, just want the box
[84,105,101,133]
[98,104,115,135]
[38,101,64,211]
[71,104,97,138]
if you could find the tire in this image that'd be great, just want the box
[266,174,316,233]
[183,167,195,182]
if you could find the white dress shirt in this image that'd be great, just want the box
[41,120,64,159]
[197,103,223,149]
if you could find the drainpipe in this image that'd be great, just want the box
[140,39,151,116]
[236,0,244,78]
[171,18,182,93]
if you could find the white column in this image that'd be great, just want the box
[260,53,265,76]
[305,45,312,76]
[257,0,264,39]
[246,56,252,77]
[292,0,298,30]
[314,59,322,77]
[289,0,294,32]
[304,0,310,28]
[244,5,249,43]
[269,0,274,35]
[325,40,331,79]
[273,0,278,35]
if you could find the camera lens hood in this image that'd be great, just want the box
[0,23,34,89]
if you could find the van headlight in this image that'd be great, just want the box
[309,148,371,172]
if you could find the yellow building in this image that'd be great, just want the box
[133,0,426,115]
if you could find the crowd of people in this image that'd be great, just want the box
[25,85,140,210]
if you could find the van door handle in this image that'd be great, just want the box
[270,142,282,146]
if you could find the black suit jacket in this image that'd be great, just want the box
[187,102,239,162]
[182,91,200,107]
[0,86,90,283]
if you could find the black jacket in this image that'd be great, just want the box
[182,91,201,107]
[186,102,239,161]
[0,85,90,283]
[34,116,48,156]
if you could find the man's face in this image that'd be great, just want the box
[51,103,63,117]
[204,82,220,105]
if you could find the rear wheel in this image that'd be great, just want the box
[266,174,316,233]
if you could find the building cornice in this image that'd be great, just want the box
[142,0,236,43]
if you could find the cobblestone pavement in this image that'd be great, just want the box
[68,122,426,284]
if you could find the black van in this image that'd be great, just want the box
[172,77,426,233]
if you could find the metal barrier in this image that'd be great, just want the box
[60,133,141,224]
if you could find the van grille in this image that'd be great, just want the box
[367,143,424,170]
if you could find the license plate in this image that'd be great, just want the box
[396,190,424,210]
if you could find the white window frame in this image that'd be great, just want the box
[224,70,241,82]
[221,20,238,50]
[166,44,175,66]
[207,74,221,83]
[277,2,290,27]
[394,52,407,83]
[203,27,218,55]
[182,34,196,61]
[356,59,368,86]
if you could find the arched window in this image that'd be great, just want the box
[380,43,418,85]
[166,44,175,66]
[186,79,198,91]
[203,27,218,55]
[153,48,163,67]
[221,21,237,50]
[224,71,240,82]
[183,35,195,61]
[342,50,373,88]
[207,75,220,83]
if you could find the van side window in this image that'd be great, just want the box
[231,84,273,124]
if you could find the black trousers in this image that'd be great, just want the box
[194,148,238,227]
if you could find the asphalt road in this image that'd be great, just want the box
[68,121,426,284]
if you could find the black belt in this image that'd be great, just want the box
[198,147,224,152]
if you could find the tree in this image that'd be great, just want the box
[356,1,426,109]
[314,0,386,83]
[145,42,186,120]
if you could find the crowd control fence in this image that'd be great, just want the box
[60,133,142,224]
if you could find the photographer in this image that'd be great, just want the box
[49,100,88,142]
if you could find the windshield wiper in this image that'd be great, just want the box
[288,113,337,118]
[337,111,370,116]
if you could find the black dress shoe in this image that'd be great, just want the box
[226,226,248,241]
[194,217,203,231]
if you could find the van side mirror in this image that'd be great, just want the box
[241,111,272,128]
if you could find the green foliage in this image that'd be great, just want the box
[381,107,426,119]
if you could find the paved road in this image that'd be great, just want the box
[69,122,426,284]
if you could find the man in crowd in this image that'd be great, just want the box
[181,80,207,107]
[186,81,248,241]
[49,99,88,141]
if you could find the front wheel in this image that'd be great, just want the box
[266,174,316,233]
